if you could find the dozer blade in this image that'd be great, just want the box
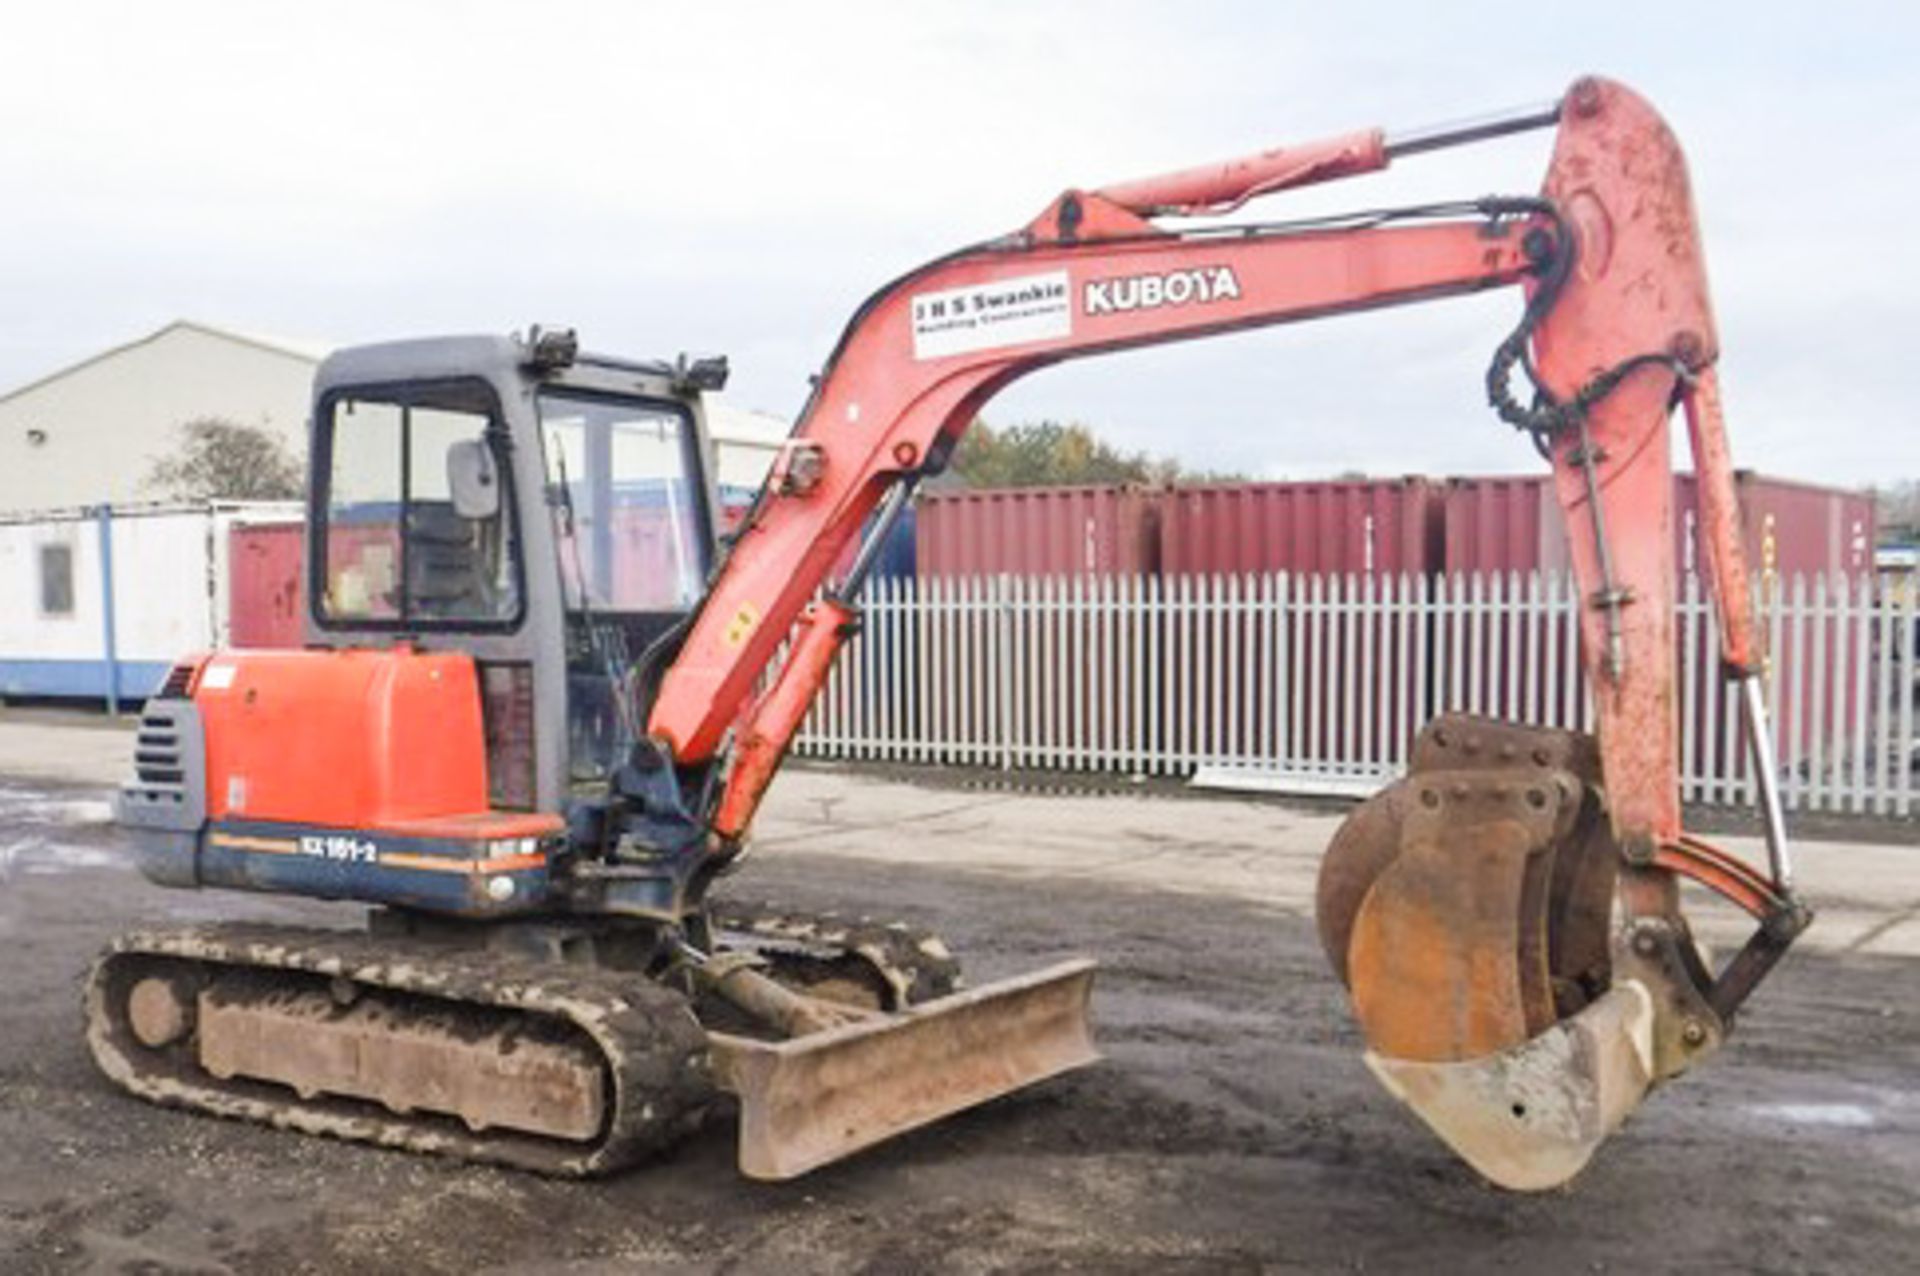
[708,959,1098,1180]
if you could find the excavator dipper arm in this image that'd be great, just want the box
[642,76,1808,1188]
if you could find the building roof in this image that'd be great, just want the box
[0,319,334,405]
[0,321,794,448]
[706,400,791,446]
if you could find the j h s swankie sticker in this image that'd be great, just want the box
[910,271,1071,360]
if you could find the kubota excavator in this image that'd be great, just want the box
[99,76,1808,1190]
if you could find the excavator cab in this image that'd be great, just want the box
[304,332,723,822]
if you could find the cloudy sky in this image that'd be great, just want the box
[1,1,1913,485]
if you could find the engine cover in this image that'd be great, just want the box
[195,648,489,826]
[118,649,562,916]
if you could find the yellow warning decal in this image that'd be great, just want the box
[723,601,761,649]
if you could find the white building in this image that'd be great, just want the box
[0,502,298,705]
[705,400,788,497]
[0,321,323,514]
[0,323,794,703]
[0,319,790,515]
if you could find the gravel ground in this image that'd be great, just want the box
[1,772,1917,1274]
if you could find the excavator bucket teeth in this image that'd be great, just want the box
[1365,981,1654,1191]
[707,959,1098,1181]
[1319,716,1649,1188]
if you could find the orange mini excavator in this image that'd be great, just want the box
[99,77,1807,1189]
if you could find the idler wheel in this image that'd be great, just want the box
[127,977,192,1049]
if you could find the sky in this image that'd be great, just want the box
[1,0,1914,486]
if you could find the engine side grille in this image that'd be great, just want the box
[118,699,206,837]
[155,662,197,700]
[135,713,186,786]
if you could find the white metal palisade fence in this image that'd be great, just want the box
[789,572,1920,818]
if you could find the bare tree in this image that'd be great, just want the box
[144,417,303,501]
[1878,481,1920,540]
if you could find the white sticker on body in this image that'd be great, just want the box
[298,834,379,864]
[200,663,238,690]
[910,270,1070,361]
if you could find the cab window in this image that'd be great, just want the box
[537,390,710,785]
[317,381,521,627]
[537,392,707,613]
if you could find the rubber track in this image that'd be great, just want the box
[85,923,715,1177]
[709,900,964,1007]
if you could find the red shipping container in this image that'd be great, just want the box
[1443,472,1875,582]
[916,486,1159,577]
[229,521,306,648]
[1440,476,1572,577]
[1157,479,1440,577]
[231,518,451,642]
[1673,473,1875,581]
[1443,472,1876,766]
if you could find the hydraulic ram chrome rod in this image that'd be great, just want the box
[1099,95,1561,215]
[1384,100,1562,158]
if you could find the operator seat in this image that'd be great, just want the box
[405,504,496,618]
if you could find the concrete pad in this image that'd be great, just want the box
[751,766,1920,957]
[2,708,1914,957]
[0,714,134,787]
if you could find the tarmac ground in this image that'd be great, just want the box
[1,712,1915,1273]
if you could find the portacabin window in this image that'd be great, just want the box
[39,543,73,616]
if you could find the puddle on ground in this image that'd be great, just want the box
[0,784,114,827]
[0,838,127,879]
[1745,1102,1878,1128]
[0,783,123,883]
